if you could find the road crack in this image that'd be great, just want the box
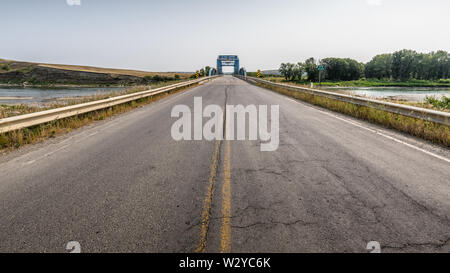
[232,219,316,229]
[383,237,450,251]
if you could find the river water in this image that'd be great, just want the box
[0,86,125,105]
[1,86,449,105]
[325,87,449,102]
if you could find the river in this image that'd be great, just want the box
[1,86,449,105]
[0,86,126,105]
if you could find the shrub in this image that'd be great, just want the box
[152,75,163,82]
[425,96,450,110]
[143,76,152,83]
[1,64,10,71]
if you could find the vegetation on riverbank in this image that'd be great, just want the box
[256,75,450,88]
[257,75,450,88]
[268,49,449,87]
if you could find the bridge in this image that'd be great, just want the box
[214,55,246,76]
[217,55,240,75]
[0,61,448,253]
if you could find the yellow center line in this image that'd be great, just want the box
[220,139,232,253]
[195,139,221,253]
[195,105,231,253]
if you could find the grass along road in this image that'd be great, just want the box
[244,78,449,147]
[256,76,450,112]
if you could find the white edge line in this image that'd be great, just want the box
[283,97,450,164]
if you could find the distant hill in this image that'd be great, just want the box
[0,59,191,86]
[261,69,281,76]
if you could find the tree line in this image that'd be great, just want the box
[189,66,212,78]
[143,74,181,83]
[366,50,449,80]
[279,50,449,82]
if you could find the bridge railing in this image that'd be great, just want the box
[235,75,449,126]
[0,76,219,134]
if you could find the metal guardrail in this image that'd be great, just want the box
[0,76,218,134]
[236,75,450,126]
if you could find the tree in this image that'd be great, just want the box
[304,58,319,81]
[199,68,205,77]
[392,49,416,80]
[429,50,449,80]
[279,63,289,80]
[280,49,448,83]
[205,66,211,76]
[320,57,363,81]
[279,63,295,81]
[292,62,303,81]
[365,54,393,79]
[366,50,449,81]
[287,63,296,81]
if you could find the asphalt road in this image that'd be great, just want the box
[0,76,448,253]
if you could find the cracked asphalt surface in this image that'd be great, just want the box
[0,76,449,253]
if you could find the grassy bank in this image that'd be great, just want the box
[377,97,450,113]
[257,75,450,88]
[250,80,450,147]
[317,79,450,87]
[0,58,193,87]
[0,81,197,151]
[258,76,450,112]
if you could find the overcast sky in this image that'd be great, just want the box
[1,0,449,72]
